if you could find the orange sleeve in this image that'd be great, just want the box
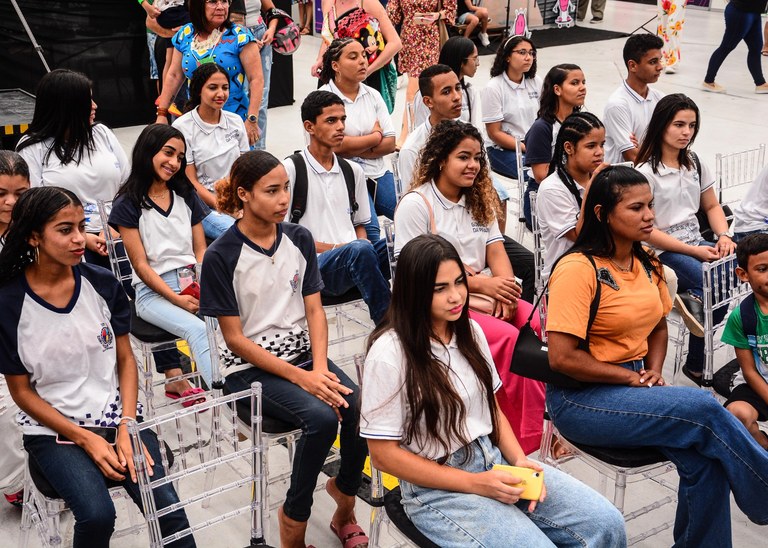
[546,254,598,340]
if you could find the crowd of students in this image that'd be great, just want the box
[1,2,768,547]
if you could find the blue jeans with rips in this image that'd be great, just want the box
[659,241,729,372]
[24,430,194,548]
[249,20,272,150]
[399,435,626,547]
[224,359,368,522]
[317,238,391,324]
[546,360,768,547]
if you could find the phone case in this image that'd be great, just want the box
[179,281,201,300]
[492,464,544,500]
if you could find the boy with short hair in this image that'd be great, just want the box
[283,91,391,324]
[722,233,768,449]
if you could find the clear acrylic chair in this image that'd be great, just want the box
[126,383,270,547]
[715,143,766,219]
[383,219,397,282]
[96,200,206,417]
[529,191,548,337]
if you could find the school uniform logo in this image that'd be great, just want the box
[97,323,114,352]
[289,270,300,296]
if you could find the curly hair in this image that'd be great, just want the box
[318,38,357,86]
[412,120,501,226]
[216,150,282,215]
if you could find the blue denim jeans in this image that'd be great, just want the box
[399,435,626,547]
[24,431,194,548]
[659,241,728,371]
[704,2,766,86]
[546,360,768,547]
[734,229,768,243]
[318,238,391,324]
[363,170,397,242]
[486,147,535,228]
[202,210,235,241]
[135,269,213,386]
[224,359,368,522]
[249,21,272,150]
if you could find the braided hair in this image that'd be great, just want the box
[318,38,356,86]
[548,112,604,207]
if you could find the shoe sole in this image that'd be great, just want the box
[702,84,726,93]
[673,294,705,338]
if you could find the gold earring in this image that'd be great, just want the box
[33,246,39,264]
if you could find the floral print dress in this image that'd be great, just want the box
[387,0,456,77]
[657,0,686,70]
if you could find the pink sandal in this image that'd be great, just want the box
[330,523,369,548]
[165,387,207,409]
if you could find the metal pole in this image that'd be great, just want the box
[10,0,52,72]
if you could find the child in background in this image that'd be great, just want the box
[0,151,30,507]
[722,233,768,449]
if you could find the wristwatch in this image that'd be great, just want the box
[246,114,258,124]
[714,232,731,240]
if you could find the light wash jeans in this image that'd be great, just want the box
[135,269,213,387]
[249,20,272,151]
[547,360,768,547]
[399,435,626,548]
[202,210,235,241]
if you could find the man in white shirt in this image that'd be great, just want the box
[603,34,665,164]
[283,91,391,324]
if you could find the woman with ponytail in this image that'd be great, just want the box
[201,151,369,548]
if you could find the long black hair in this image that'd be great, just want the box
[16,69,95,166]
[537,63,582,122]
[0,187,82,286]
[367,234,500,457]
[439,36,478,123]
[635,93,700,173]
[489,35,537,79]
[569,166,661,277]
[548,112,605,207]
[185,62,230,112]
[115,124,195,210]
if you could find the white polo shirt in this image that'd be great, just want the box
[537,171,585,278]
[482,73,542,150]
[173,108,250,191]
[637,158,715,247]
[360,320,502,460]
[283,148,371,245]
[412,83,483,131]
[200,223,324,375]
[17,124,130,234]
[397,120,432,191]
[733,164,768,234]
[109,189,207,284]
[320,80,396,179]
[603,82,665,164]
[394,181,503,273]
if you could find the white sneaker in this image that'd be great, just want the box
[478,32,490,47]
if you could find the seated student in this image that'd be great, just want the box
[732,163,768,242]
[0,151,30,508]
[173,63,249,240]
[319,38,397,242]
[546,166,768,548]
[636,94,735,384]
[283,91,391,324]
[722,234,768,449]
[395,119,545,454]
[603,34,665,165]
[200,150,369,548]
[109,124,213,394]
[524,63,586,229]
[0,187,194,548]
[456,0,490,46]
[361,234,627,547]
[400,64,536,301]
[483,35,541,210]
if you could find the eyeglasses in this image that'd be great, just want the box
[205,0,231,5]
[511,49,536,58]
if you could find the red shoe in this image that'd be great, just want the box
[4,490,23,508]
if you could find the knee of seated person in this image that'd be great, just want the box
[76,503,117,534]
[345,238,375,257]
[477,7,489,18]
[726,400,757,424]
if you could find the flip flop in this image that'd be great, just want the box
[165,387,207,409]
[330,523,369,548]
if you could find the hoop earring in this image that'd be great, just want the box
[32,246,39,264]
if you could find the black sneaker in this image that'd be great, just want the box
[674,292,705,338]
[590,17,603,24]
[681,365,703,387]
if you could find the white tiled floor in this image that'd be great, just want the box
[5,1,768,546]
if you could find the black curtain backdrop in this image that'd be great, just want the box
[0,1,156,128]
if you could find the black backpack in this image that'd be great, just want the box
[287,152,358,224]
[713,294,758,398]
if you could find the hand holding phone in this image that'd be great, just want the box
[492,464,545,500]
[414,12,439,24]
[179,281,200,300]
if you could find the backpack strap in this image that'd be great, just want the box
[337,157,359,224]
[399,189,437,234]
[740,293,758,349]
[288,152,308,224]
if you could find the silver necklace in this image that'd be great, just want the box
[253,227,277,264]
[608,255,633,273]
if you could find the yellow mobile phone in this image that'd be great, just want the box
[492,464,544,500]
